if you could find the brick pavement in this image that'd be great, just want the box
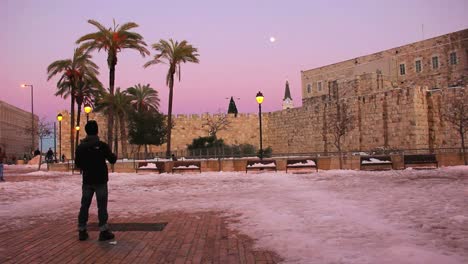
[1,166,283,263]
[0,211,283,264]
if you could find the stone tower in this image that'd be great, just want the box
[227,96,238,117]
[282,80,294,109]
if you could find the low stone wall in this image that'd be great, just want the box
[48,153,466,173]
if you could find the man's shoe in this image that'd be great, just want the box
[79,230,89,241]
[99,230,115,241]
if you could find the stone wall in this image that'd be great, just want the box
[147,113,260,153]
[58,111,260,158]
[265,80,467,154]
[58,85,467,158]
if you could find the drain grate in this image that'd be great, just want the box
[88,222,167,232]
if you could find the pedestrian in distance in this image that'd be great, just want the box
[75,120,117,241]
[46,148,54,163]
[0,147,6,182]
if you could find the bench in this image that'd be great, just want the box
[286,158,318,172]
[135,161,162,173]
[246,159,277,173]
[404,154,438,169]
[172,161,202,173]
[360,155,393,170]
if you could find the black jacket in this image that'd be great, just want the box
[75,136,117,184]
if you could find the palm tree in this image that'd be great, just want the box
[76,19,149,151]
[47,49,99,159]
[144,39,199,157]
[126,83,160,112]
[95,88,131,157]
[74,76,104,149]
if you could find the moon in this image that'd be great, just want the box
[269,36,276,43]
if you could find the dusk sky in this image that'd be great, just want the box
[2,0,467,122]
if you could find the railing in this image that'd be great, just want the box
[131,147,467,161]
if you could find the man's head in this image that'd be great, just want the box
[85,120,99,136]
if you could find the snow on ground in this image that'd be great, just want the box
[1,166,467,264]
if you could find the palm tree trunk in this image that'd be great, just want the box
[107,63,116,149]
[114,118,119,156]
[166,75,174,158]
[75,105,82,151]
[70,95,75,160]
[119,114,127,159]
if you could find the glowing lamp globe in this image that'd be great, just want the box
[256,91,264,104]
[84,104,92,114]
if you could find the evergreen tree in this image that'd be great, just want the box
[227,96,238,117]
[128,111,167,154]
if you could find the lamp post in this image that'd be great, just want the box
[57,113,63,162]
[84,104,92,122]
[21,84,34,152]
[54,122,57,162]
[73,125,80,174]
[256,91,264,160]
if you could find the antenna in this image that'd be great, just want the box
[421,24,424,40]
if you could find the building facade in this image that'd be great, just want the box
[301,29,467,99]
[0,100,38,160]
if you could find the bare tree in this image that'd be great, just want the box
[328,101,355,169]
[202,113,231,138]
[441,89,468,165]
[25,117,52,170]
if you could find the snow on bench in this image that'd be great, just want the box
[360,156,393,170]
[246,160,277,173]
[286,158,318,172]
[135,161,162,173]
[172,161,201,173]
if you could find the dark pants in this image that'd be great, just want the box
[78,184,109,231]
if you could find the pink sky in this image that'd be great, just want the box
[2,0,467,122]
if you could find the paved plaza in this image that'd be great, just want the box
[1,165,467,263]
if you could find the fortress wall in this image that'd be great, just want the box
[58,86,466,158]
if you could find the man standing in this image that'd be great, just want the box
[75,121,117,241]
[0,147,6,182]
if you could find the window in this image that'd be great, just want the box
[399,63,406,75]
[449,52,457,65]
[307,84,311,93]
[432,56,439,69]
[317,81,322,92]
[415,60,422,73]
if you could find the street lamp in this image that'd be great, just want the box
[21,84,34,152]
[256,91,264,160]
[57,113,63,162]
[75,125,80,131]
[84,104,92,122]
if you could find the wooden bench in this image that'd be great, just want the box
[404,154,438,169]
[246,159,277,173]
[286,158,318,172]
[172,161,202,173]
[135,161,162,173]
[360,155,393,170]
